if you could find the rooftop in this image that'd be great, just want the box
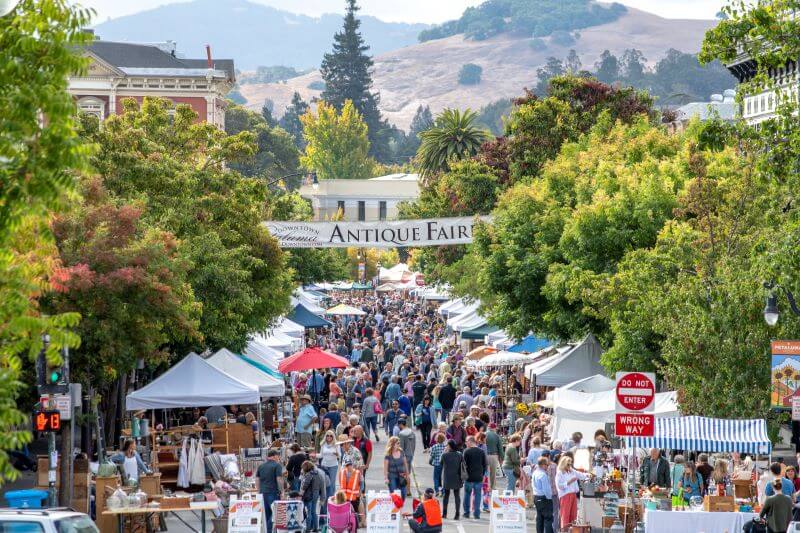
[84,40,235,81]
[369,173,419,182]
[676,90,737,122]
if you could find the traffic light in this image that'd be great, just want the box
[45,362,63,386]
[38,348,68,394]
[33,410,61,432]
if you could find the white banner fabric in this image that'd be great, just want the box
[264,216,490,248]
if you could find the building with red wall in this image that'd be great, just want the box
[68,37,235,129]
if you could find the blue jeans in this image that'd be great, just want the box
[363,416,378,439]
[463,481,482,518]
[263,491,279,533]
[322,465,338,500]
[290,477,300,492]
[503,468,517,492]
[305,495,319,531]
[433,464,443,494]
[388,474,407,500]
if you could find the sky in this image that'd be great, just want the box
[78,0,725,24]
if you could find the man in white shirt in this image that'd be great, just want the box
[531,456,554,533]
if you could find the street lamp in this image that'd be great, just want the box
[763,281,800,326]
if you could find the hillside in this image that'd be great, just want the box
[91,0,427,70]
[239,8,720,129]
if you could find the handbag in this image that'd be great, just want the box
[460,456,468,482]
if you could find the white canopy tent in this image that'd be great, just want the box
[126,353,260,410]
[206,348,285,397]
[525,334,605,387]
[325,304,367,316]
[486,329,515,350]
[251,331,298,353]
[415,285,450,301]
[546,374,615,399]
[448,308,487,332]
[379,263,412,282]
[548,387,679,443]
[242,342,282,371]
[275,317,305,339]
[474,350,541,368]
[439,297,476,317]
[291,294,325,315]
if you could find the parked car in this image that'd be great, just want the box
[0,509,98,533]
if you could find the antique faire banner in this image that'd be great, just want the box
[264,216,491,248]
[771,340,800,409]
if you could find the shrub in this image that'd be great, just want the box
[550,30,575,47]
[308,80,326,91]
[458,63,483,85]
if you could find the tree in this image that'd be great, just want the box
[594,50,619,83]
[87,97,293,353]
[535,57,565,94]
[0,0,90,485]
[458,63,483,85]
[416,108,491,180]
[565,49,582,73]
[320,0,391,161]
[300,100,375,180]
[261,99,278,127]
[225,104,300,185]
[621,49,647,83]
[279,92,310,150]
[396,105,434,160]
[46,178,201,434]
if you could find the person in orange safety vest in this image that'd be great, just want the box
[338,456,363,527]
[408,488,442,533]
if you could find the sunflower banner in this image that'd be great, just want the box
[771,340,800,410]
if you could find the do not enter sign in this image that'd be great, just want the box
[616,372,655,412]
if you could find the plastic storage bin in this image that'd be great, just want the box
[4,489,49,508]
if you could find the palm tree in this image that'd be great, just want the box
[416,108,491,181]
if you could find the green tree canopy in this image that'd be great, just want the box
[300,100,375,180]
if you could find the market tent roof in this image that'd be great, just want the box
[546,374,615,399]
[251,331,299,353]
[548,387,679,443]
[287,303,332,328]
[508,334,552,354]
[461,323,500,340]
[275,317,305,338]
[525,333,605,387]
[125,353,260,410]
[465,345,498,361]
[325,304,367,316]
[243,340,282,369]
[376,282,402,292]
[413,285,450,301]
[291,291,326,315]
[443,299,479,320]
[206,348,285,397]
[352,282,372,290]
[486,330,515,350]
[449,308,486,332]
[379,263,412,282]
[628,416,771,455]
[475,350,541,368]
[240,353,284,380]
[278,347,349,373]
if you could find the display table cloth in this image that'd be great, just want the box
[644,509,758,533]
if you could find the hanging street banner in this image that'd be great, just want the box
[264,216,491,248]
[771,340,800,409]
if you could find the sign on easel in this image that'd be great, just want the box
[366,490,402,533]
[489,490,527,533]
[228,494,264,533]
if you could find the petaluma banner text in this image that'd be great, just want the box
[264,217,491,248]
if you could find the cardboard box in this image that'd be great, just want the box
[704,495,736,512]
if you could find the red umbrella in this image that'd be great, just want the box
[278,347,349,373]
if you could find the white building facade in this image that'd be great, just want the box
[727,55,799,124]
[299,173,420,222]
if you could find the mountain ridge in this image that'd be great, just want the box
[91,0,428,70]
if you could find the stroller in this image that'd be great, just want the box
[326,498,357,533]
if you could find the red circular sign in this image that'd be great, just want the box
[616,372,655,411]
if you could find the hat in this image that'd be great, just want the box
[424,488,435,497]
[489,423,497,429]
[337,434,353,444]
[300,394,312,402]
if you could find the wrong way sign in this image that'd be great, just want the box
[615,371,656,437]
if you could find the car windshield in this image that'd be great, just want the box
[55,516,98,533]
[0,522,44,533]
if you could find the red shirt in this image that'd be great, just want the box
[353,437,373,464]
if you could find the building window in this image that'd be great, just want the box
[358,201,366,221]
[77,97,105,120]
[379,201,387,221]
[337,201,345,216]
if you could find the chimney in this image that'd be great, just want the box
[205,44,213,69]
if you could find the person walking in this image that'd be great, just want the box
[531,456,554,533]
[300,460,326,532]
[759,479,793,533]
[462,436,487,519]
[556,456,589,531]
[415,396,434,450]
[386,400,402,437]
[441,440,464,520]
[408,488,443,533]
[446,416,467,451]
[338,456,363,528]
[296,395,317,448]
[257,449,284,533]
[384,436,410,500]
[439,378,456,423]
[502,434,522,492]
[431,385,443,426]
[429,433,446,497]
[318,430,340,500]
[485,423,505,490]
[362,388,380,441]
[397,417,417,470]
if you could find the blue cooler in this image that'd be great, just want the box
[4,489,49,509]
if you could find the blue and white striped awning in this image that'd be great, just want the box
[627,416,772,455]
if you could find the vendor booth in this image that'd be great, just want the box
[206,349,285,398]
[628,416,770,533]
[274,317,305,338]
[525,333,605,387]
[291,292,326,315]
[546,374,616,398]
[250,330,300,353]
[508,334,552,354]
[325,303,367,316]
[286,303,333,328]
